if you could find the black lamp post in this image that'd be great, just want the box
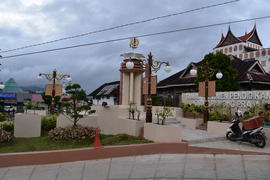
[126,52,171,123]
[190,60,223,125]
[38,69,71,114]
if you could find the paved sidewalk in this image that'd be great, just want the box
[0,154,269,180]
[182,127,270,154]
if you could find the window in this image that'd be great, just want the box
[262,50,266,56]
[250,52,254,58]
[229,47,232,52]
[225,48,228,53]
[239,45,243,50]
[234,46,237,51]
[239,54,243,59]
[244,53,248,59]
[261,60,266,67]
[256,51,260,58]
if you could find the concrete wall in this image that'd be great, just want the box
[177,117,203,129]
[207,121,231,135]
[26,110,47,116]
[56,115,98,128]
[14,114,41,137]
[144,123,182,142]
[93,105,144,136]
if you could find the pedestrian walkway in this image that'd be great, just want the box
[0,154,269,180]
[182,127,270,154]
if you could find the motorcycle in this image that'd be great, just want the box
[226,110,267,148]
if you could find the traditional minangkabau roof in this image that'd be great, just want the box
[89,81,120,97]
[158,56,270,88]
[215,25,263,48]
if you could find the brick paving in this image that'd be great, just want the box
[0,154,269,180]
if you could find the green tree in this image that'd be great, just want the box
[197,52,239,91]
[62,83,95,126]
[41,93,61,113]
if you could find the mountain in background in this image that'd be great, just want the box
[20,86,44,93]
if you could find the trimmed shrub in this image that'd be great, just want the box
[48,125,95,141]
[0,113,7,122]
[243,112,257,120]
[0,129,12,143]
[41,115,57,132]
[0,121,14,133]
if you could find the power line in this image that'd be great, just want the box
[0,0,239,54]
[1,15,268,60]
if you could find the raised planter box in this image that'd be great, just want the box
[183,112,203,119]
[207,121,230,135]
[144,123,182,142]
[177,117,203,129]
[14,113,41,137]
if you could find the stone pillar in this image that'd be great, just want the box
[119,53,145,106]
[129,72,134,102]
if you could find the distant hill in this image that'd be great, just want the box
[20,86,44,93]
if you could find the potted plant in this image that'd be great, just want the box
[155,106,172,125]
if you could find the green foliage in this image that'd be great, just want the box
[197,52,239,91]
[41,94,61,111]
[243,112,257,120]
[0,113,7,122]
[62,83,96,126]
[209,103,231,122]
[179,103,204,113]
[0,121,14,133]
[247,103,264,114]
[0,129,13,143]
[100,134,152,145]
[24,101,39,110]
[209,111,228,122]
[152,96,173,107]
[0,134,151,153]
[155,106,172,125]
[48,125,96,141]
[41,115,57,132]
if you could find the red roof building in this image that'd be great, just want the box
[213,25,270,73]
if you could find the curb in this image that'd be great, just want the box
[0,142,269,168]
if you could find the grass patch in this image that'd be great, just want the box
[0,134,152,153]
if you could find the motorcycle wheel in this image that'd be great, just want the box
[254,134,266,148]
[226,131,236,141]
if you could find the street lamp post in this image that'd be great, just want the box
[38,69,71,114]
[126,52,171,123]
[190,60,223,125]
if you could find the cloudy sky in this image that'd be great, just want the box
[0,0,269,93]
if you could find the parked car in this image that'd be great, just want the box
[4,106,14,112]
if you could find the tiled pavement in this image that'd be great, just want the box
[0,154,270,180]
[182,128,270,154]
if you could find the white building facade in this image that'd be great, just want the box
[213,25,270,73]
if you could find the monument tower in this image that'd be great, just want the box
[119,38,144,106]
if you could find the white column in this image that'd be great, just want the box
[129,72,134,102]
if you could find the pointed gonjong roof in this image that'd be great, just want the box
[215,25,263,48]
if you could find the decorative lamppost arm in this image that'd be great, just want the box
[38,69,71,114]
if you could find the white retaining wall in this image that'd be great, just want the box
[144,123,182,142]
[14,114,41,137]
